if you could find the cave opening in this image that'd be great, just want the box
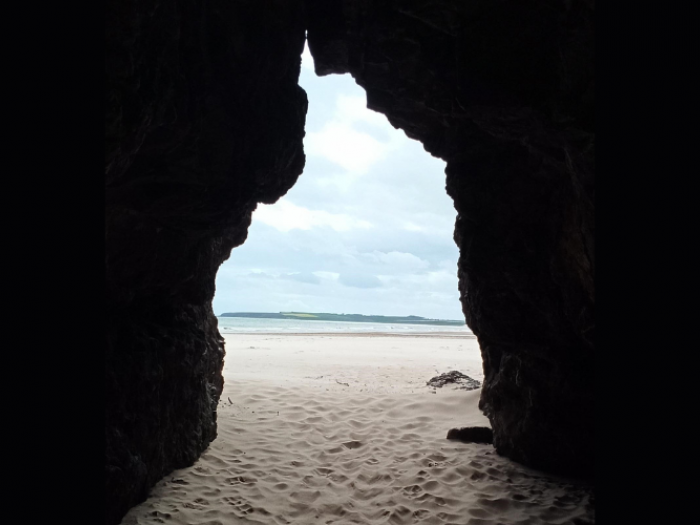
[207,33,486,438]
[213,42,467,328]
[108,2,594,521]
[120,40,500,525]
[211,38,484,395]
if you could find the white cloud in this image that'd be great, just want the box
[305,94,405,175]
[363,250,429,272]
[305,122,386,174]
[378,270,458,288]
[335,95,389,129]
[284,272,321,284]
[339,273,383,289]
[403,222,426,232]
[314,271,340,281]
[254,198,373,232]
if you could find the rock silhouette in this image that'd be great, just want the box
[446,426,494,445]
[106,1,594,523]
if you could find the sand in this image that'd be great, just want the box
[120,333,594,525]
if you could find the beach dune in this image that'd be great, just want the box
[120,333,594,525]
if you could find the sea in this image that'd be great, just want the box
[216,316,473,335]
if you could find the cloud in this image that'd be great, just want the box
[305,94,404,175]
[339,273,383,289]
[314,271,340,281]
[246,270,275,279]
[403,222,426,232]
[305,122,387,174]
[254,198,373,232]
[378,269,459,289]
[335,95,390,130]
[363,250,430,272]
[284,272,321,285]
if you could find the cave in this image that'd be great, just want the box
[105,1,594,524]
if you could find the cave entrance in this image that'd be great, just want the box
[212,40,481,384]
[198,42,485,522]
[212,38,482,394]
[214,42,468,335]
[118,40,494,525]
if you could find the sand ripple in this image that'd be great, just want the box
[120,335,593,525]
[121,387,593,525]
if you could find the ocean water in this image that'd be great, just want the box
[216,316,472,335]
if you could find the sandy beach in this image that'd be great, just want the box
[120,333,594,525]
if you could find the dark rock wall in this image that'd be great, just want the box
[106,0,594,522]
[105,1,307,523]
[305,0,594,478]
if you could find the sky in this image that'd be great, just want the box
[213,43,463,320]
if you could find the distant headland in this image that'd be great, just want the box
[219,312,466,326]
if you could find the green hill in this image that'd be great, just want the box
[219,311,465,326]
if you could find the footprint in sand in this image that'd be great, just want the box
[170,478,189,485]
[402,484,423,496]
[225,476,256,486]
[223,497,254,515]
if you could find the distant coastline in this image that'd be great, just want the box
[218,312,466,326]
